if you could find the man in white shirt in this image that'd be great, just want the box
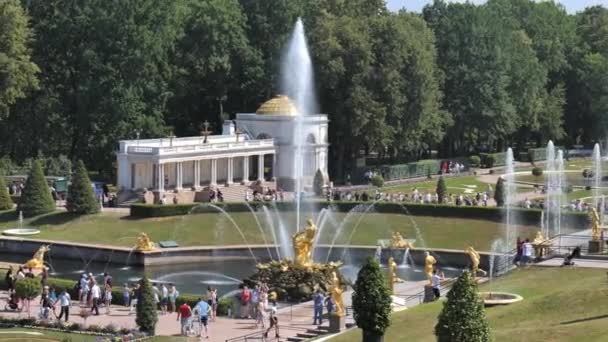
[57,289,71,322]
[522,239,534,265]
[90,281,101,315]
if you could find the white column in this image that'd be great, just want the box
[176,162,183,190]
[156,163,164,192]
[258,154,265,181]
[194,160,201,189]
[242,156,249,184]
[227,157,234,185]
[211,159,217,186]
[271,154,276,180]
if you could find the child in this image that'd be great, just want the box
[105,284,112,314]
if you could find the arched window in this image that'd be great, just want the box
[256,133,272,139]
[306,133,316,144]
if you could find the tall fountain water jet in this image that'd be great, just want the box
[504,148,516,252]
[554,150,564,237]
[593,143,602,209]
[280,18,318,232]
[545,141,556,238]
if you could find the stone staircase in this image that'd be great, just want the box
[285,324,356,342]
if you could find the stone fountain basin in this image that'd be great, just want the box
[479,292,523,307]
[2,228,41,236]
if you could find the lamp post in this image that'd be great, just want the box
[168,132,176,147]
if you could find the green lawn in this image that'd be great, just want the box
[381,175,531,197]
[0,210,538,251]
[331,267,608,342]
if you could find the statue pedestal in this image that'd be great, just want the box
[423,285,436,303]
[329,314,346,333]
[588,240,603,253]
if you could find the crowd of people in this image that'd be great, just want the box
[327,187,493,207]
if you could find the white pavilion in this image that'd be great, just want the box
[116,95,329,203]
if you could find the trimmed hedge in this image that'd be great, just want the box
[528,147,547,162]
[479,152,507,168]
[131,201,589,227]
[379,159,441,181]
[518,151,530,162]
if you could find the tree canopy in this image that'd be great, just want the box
[0,0,605,182]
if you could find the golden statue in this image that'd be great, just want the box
[465,245,487,277]
[590,207,602,241]
[25,245,50,269]
[292,218,317,267]
[330,271,345,317]
[387,257,403,294]
[424,251,436,285]
[532,231,547,245]
[390,232,414,249]
[135,232,155,251]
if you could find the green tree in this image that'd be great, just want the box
[0,176,13,210]
[18,159,54,217]
[494,177,505,207]
[169,0,262,135]
[313,169,325,196]
[136,277,158,335]
[15,277,41,317]
[435,271,490,342]
[12,0,186,175]
[352,257,392,342]
[66,160,99,215]
[371,174,384,188]
[0,0,39,117]
[436,176,447,203]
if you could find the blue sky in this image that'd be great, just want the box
[387,0,608,13]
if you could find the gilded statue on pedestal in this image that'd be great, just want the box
[292,218,317,267]
[330,271,345,317]
[590,207,602,241]
[24,245,50,269]
[135,232,155,251]
[390,232,414,249]
[465,245,486,277]
[387,256,404,294]
[424,251,436,285]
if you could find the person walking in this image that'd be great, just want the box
[57,289,71,322]
[240,286,251,319]
[169,284,179,314]
[312,289,324,325]
[5,266,14,294]
[431,269,443,300]
[90,281,100,315]
[176,302,193,336]
[104,284,112,314]
[122,283,130,308]
[263,306,279,339]
[522,239,534,265]
[160,284,169,315]
[194,297,211,338]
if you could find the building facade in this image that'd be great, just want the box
[116,95,328,202]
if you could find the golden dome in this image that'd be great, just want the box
[256,95,299,116]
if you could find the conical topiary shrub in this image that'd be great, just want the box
[18,160,55,217]
[66,160,99,214]
[0,176,13,210]
[136,277,158,335]
[494,177,505,207]
[436,176,447,203]
[352,257,392,342]
[435,271,490,342]
[313,169,325,196]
